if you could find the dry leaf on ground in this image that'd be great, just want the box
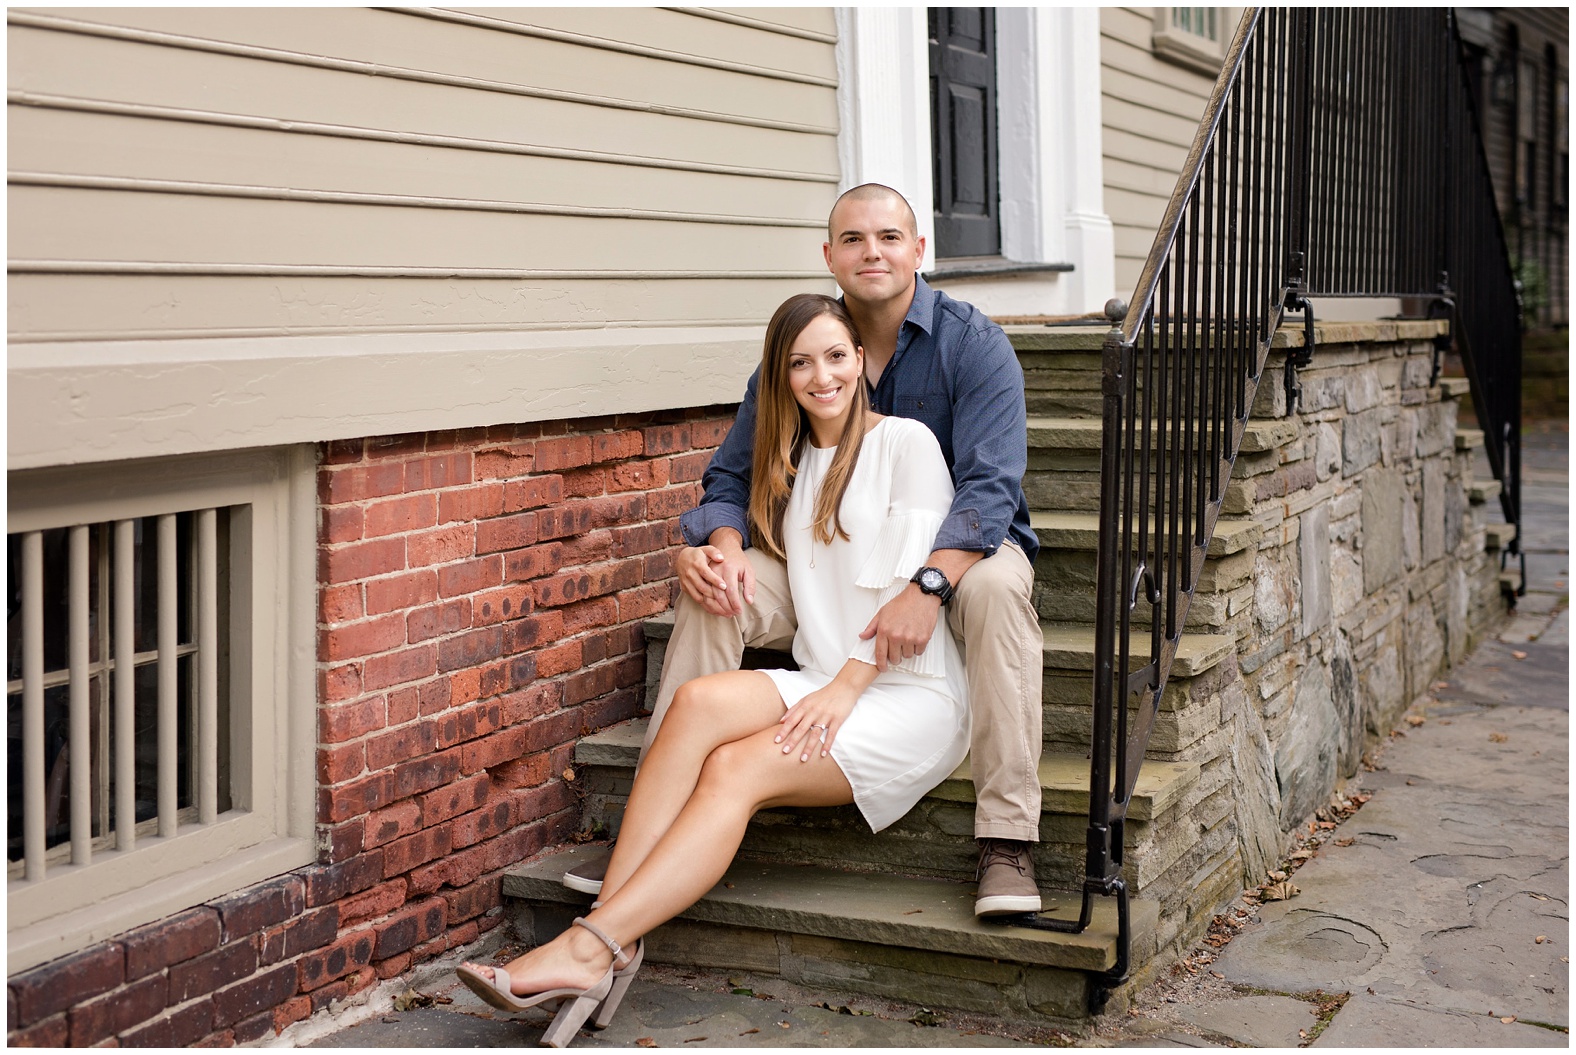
[1536,935,1548,944]
[1512,650,1528,660]
[635,1038,658,1047]
[1335,837,1355,847]
[1490,732,1509,743]
[1501,1016,1517,1024]
[1406,715,1426,726]
[1262,881,1300,901]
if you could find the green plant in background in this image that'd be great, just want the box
[1510,254,1548,322]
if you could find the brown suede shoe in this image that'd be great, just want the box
[561,846,611,895]
[974,838,1042,916]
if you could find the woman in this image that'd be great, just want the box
[457,293,970,1046]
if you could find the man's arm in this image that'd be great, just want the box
[678,367,760,549]
[931,324,1029,557]
[676,367,763,616]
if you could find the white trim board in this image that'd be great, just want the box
[8,326,766,470]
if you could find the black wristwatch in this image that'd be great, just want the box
[910,566,955,605]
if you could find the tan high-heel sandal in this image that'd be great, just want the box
[453,917,631,1047]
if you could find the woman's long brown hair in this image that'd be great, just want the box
[748,294,870,562]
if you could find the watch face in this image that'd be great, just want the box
[920,569,946,591]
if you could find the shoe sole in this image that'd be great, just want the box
[561,872,605,896]
[974,894,1043,917]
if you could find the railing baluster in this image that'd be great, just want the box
[158,513,178,838]
[23,532,46,881]
[115,519,137,852]
[69,525,91,866]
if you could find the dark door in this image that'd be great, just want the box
[929,8,1000,258]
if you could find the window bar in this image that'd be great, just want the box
[23,532,46,881]
[115,520,137,852]
[158,513,178,837]
[197,508,219,825]
[69,524,91,866]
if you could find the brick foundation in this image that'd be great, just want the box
[6,407,732,1046]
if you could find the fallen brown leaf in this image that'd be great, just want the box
[636,1038,657,1048]
[1500,1016,1517,1024]
[683,1037,707,1043]
[1535,935,1548,944]
[1489,732,1509,743]
[1211,971,1224,979]
[1406,715,1426,727]
[562,768,576,782]
[903,909,923,915]
[1512,650,1529,660]
[1262,881,1300,901]
[1531,893,1552,901]
[778,1021,791,1029]
[739,1028,759,1036]
[1335,837,1355,847]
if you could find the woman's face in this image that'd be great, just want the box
[786,312,863,443]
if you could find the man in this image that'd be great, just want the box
[565,184,1044,916]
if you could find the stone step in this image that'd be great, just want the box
[1484,522,1518,550]
[572,718,1202,894]
[503,851,1159,1022]
[1455,428,1485,451]
[1469,478,1503,504]
[1031,511,1260,628]
[1026,415,1299,456]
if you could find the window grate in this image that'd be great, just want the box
[7,511,230,880]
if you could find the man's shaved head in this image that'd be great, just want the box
[828,183,919,240]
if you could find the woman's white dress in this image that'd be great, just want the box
[760,416,970,832]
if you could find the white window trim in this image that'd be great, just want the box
[834,7,1114,316]
[7,445,315,974]
[1152,7,1236,77]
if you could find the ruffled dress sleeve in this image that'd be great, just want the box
[847,421,956,678]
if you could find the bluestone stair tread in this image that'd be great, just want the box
[1455,428,1485,450]
[1027,415,1298,454]
[1469,479,1503,503]
[1032,509,1262,556]
[643,612,1236,680]
[575,718,1198,822]
[503,851,1157,973]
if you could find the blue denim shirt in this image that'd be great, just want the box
[680,277,1038,563]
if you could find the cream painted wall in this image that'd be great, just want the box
[7,7,842,469]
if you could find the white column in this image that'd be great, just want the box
[833,7,935,266]
[1050,7,1117,314]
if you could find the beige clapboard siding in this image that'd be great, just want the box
[6,276,822,341]
[6,107,835,222]
[7,23,837,169]
[30,7,839,128]
[1102,8,1220,301]
[8,7,838,340]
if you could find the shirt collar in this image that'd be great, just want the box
[905,275,938,336]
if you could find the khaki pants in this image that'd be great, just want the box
[645,543,1044,841]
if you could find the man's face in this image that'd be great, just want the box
[822,196,926,309]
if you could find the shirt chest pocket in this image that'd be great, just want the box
[893,395,951,452]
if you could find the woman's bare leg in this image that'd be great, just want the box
[598,671,784,901]
[464,725,852,996]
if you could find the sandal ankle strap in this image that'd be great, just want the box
[573,916,630,969]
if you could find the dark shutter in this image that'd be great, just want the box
[929,8,1000,258]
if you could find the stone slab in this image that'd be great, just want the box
[503,854,1159,974]
[574,718,1199,824]
[1310,993,1568,1047]
[1161,993,1316,1047]
[1031,510,1260,556]
[1041,623,1234,677]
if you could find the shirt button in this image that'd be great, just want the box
[918,400,925,408]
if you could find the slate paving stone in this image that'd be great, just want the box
[1309,993,1568,1047]
[1160,993,1316,1046]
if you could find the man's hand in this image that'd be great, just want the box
[857,584,942,671]
[676,535,755,617]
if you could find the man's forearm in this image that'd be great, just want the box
[708,527,746,553]
[928,548,983,586]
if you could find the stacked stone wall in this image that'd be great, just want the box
[6,407,733,1047]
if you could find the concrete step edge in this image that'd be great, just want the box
[1026,416,1298,455]
[1031,509,1262,557]
[502,851,1158,974]
[574,718,1200,823]
[642,613,1237,680]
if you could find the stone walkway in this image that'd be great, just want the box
[293,426,1568,1049]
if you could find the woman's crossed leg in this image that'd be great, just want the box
[462,669,853,997]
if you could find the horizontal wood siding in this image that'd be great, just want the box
[7,7,840,342]
[1100,9,1219,302]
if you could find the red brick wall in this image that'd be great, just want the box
[6,407,733,1047]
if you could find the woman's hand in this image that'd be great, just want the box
[776,660,877,762]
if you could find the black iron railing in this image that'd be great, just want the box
[1020,8,1523,1007]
